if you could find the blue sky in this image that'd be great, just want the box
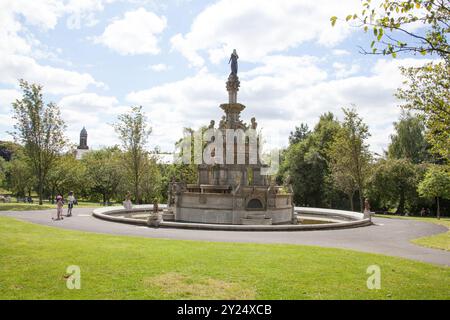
[0,0,430,154]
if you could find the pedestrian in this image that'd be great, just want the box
[420,208,426,217]
[67,191,75,217]
[54,195,64,221]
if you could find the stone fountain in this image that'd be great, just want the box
[163,51,294,225]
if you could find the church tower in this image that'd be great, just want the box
[75,127,89,160]
[78,127,89,150]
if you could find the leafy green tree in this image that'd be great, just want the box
[82,148,124,204]
[0,141,23,161]
[11,80,66,204]
[368,158,420,214]
[140,155,162,203]
[328,108,372,211]
[0,157,6,188]
[388,112,430,163]
[6,156,35,198]
[113,106,151,204]
[333,0,450,58]
[396,62,450,161]
[289,123,311,144]
[45,154,86,203]
[418,165,450,219]
[281,113,341,207]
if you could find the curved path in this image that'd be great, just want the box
[1,208,449,267]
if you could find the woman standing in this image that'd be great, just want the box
[67,191,75,217]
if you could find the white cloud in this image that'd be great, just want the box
[148,63,171,72]
[94,7,167,55]
[58,92,127,149]
[332,62,360,79]
[332,49,351,56]
[126,57,431,154]
[170,0,359,66]
[59,93,119,112]
[0,88,21,113]
[0,1,106,95]
[0,53,105,95]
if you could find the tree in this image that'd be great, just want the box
[140,155,162,203]
[0,157,6,188]
[333,0,450,58]
[368,158,420,214]
[289,123,310,144]
[11,80,66,205]
[82,148,123,204]
[6,156,35,198]
[396,62,450,161]
[388,111,430,163]
[328,108,372,212]
[418,165,450,219]
[280,113,341,207]
[45,154,85,203]
[113,106,151,204]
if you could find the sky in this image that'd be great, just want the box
[0,0,431,156]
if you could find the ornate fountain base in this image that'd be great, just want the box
[169,184,293,225]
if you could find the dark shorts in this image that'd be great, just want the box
[68,203,74,209]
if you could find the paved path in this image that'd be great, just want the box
[1,208,449,267]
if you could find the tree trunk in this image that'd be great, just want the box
[436,197,440,220]
[359,191,364,213]
[38,175,43,205]
[349,193,354,211]
[103,193,106,206]
[51,187,55,204]
[396,190,405,215]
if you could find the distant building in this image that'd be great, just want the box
[75,127,89,160]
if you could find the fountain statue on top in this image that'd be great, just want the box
[227,49,240,104]
[163,50,294,225]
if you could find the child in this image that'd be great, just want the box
[67,191,75,217]
[54,195,64,221]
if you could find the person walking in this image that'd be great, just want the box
[54,195,64,221]
[67,191,75,217]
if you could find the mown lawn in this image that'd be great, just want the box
[0,202,117,211]
[375,215,450,251]
[0,216,449,300]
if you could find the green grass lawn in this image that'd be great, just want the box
[0,216,448,300]
[375,215,450,251]
[0,201,118,211]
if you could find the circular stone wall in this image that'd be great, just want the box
[92,205,372,231]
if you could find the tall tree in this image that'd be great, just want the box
[6,156,35,198]
[333,0,450,58]
[140,155,162,203]
[82,148,123,204]
[113,106,151,203]
[11,80,66,205]
[281,113,341,207]
[368,158,420,214]
[396,62,450,161]
[388,111,430,163]
[45,154,86,203]
[418,165,450,219]
[328,108,372,212]
[289,123,310,145]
